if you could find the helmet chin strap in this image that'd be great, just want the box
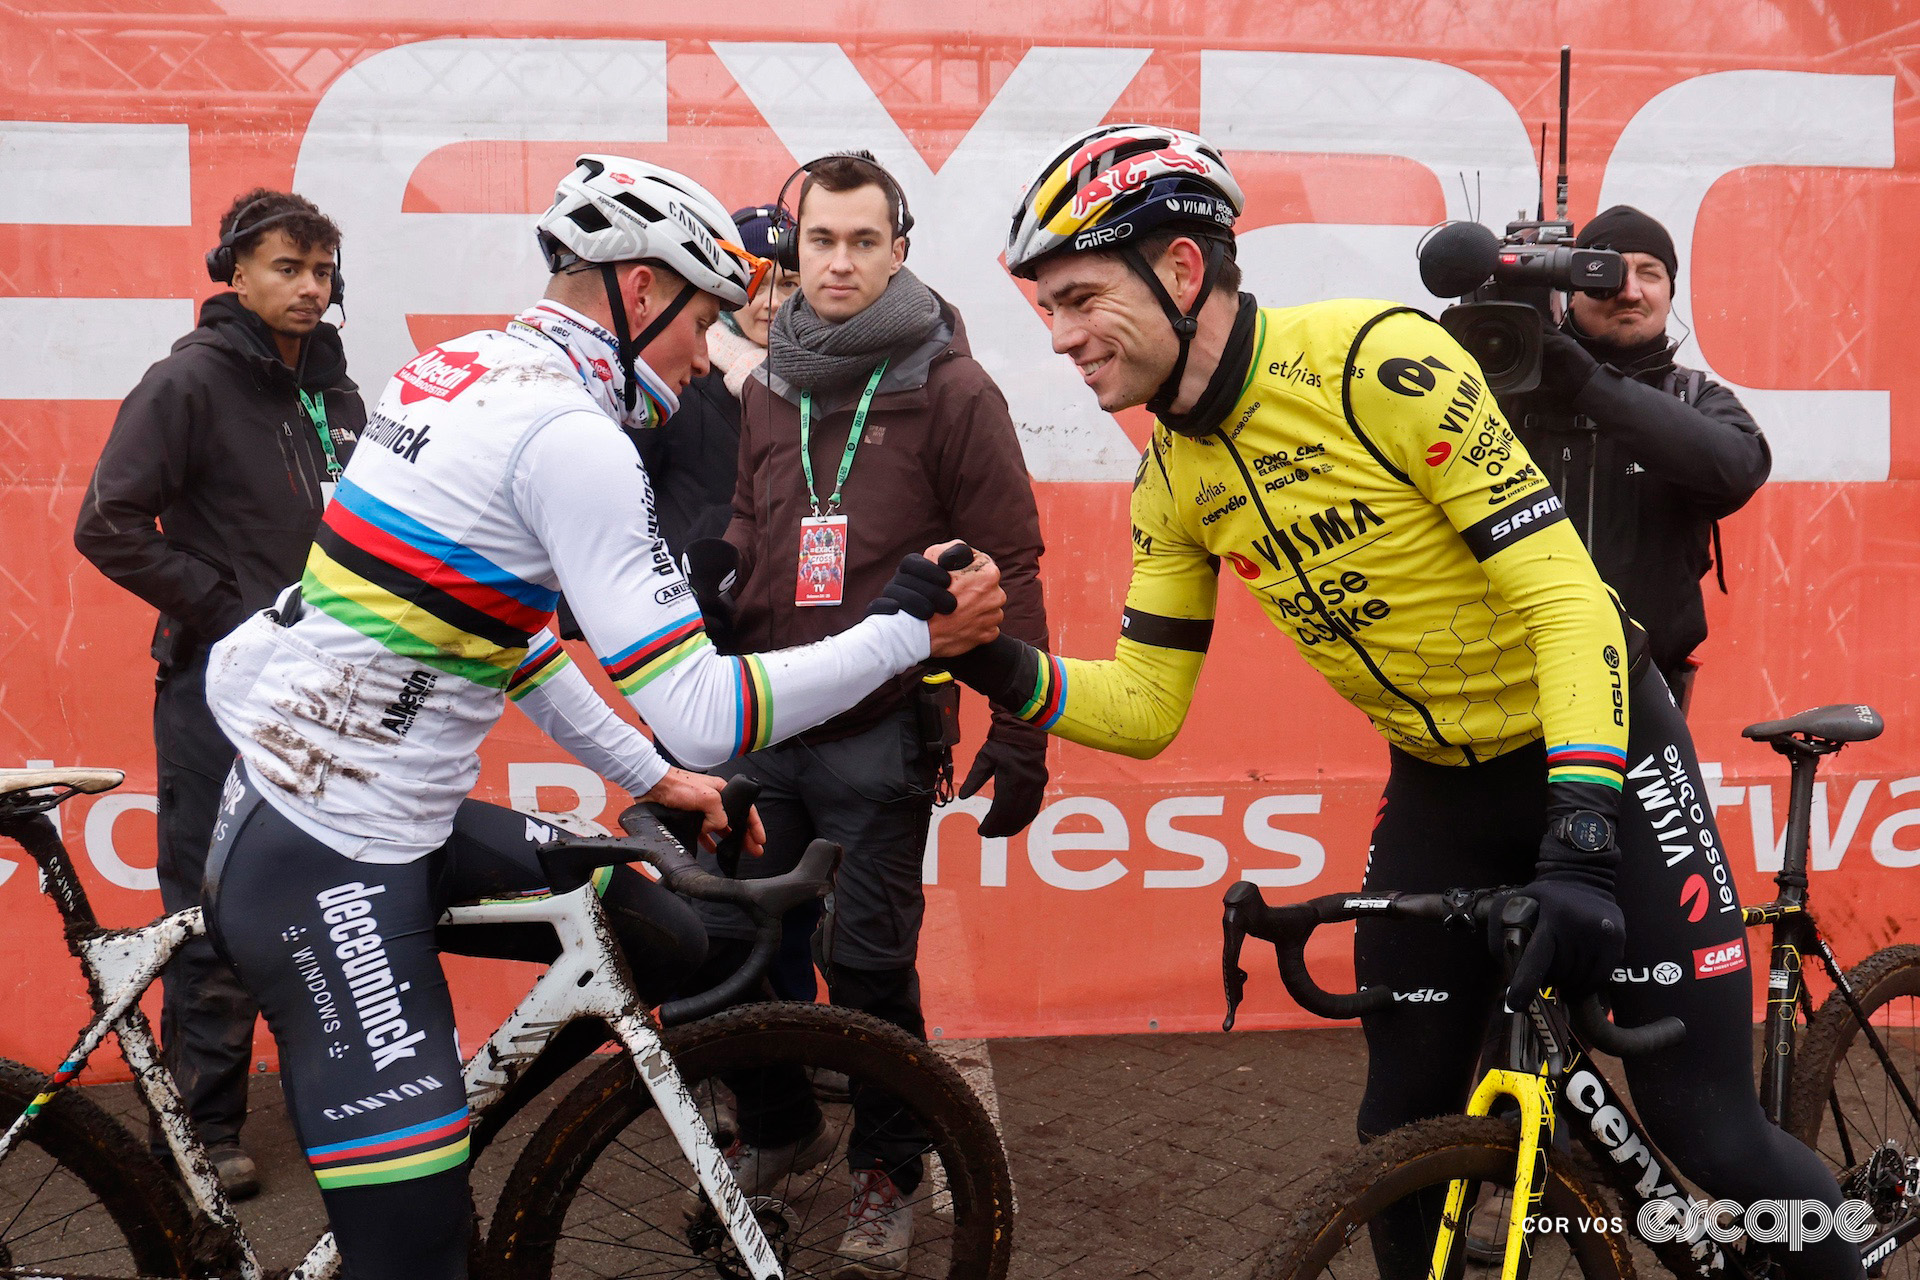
[1123,237,1228,419]
[600,264,697,416]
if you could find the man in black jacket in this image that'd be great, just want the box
[1517,205,1771,710]
[73,189,363,1196]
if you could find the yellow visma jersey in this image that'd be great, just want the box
[1019,300,1632,787]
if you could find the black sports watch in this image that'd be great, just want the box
[1549,810,1616,854]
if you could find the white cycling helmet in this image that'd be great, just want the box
[536,155,762,309]
[534,155,768,418]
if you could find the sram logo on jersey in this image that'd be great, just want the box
[1459,491,1567,561]
[395,348,489,405]
[1694,940,1747,978]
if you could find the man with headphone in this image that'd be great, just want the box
[74,188,364,1199]
[690,151,1049,1276]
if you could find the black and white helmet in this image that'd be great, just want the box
[535,155,760,310]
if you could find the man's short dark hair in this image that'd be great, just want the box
[219,188,341,259]
[797,156,906,239]
[1087,228,1242,295]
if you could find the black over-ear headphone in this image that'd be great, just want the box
[765,150,915,272]
[205,198,345,309]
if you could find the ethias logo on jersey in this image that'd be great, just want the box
[396,349,489,405]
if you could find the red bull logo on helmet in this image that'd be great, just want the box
[1070,147,1210,219]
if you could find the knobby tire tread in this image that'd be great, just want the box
[0,1057,197,1277]
[485,1002,1013,1280]
[1786,943,1920,1147]
[1253,1112,1633,1280]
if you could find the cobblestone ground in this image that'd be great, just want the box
[81,1029,1372,1279]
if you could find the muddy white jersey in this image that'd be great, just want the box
[207,302,929,861]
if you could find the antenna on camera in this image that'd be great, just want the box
[1555,45,1571,222]
[1534,123,1547,222]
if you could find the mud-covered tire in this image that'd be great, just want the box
[1787,943,1920,1149]
[1253,1114,1632,1280]
[1784,942,1920,1278]
[0,1057,197,1276]
[486,1002,1012,1280]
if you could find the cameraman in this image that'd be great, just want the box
[1515,205,1770,710]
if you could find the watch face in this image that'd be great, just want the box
[1568,812,1610,852]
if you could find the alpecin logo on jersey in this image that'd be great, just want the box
[396,349,489,405]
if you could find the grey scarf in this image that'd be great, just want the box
[769,267,942,392]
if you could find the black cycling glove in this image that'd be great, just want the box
[1497,782,1625,1010]
[867,549,966,621]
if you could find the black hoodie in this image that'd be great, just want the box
[74,293,364,667]
[1510,326,1770,681]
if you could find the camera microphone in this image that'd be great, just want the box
[1417,221,1502,299]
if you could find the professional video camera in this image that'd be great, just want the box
[1415,48,1624,395]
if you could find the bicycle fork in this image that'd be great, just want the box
[1432,1068,1555,1280]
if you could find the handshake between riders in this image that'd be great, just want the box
[184,127,1863,1280]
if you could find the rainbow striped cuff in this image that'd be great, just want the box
[506,635,571,701]
[729,655,773,755]
[1015,653,1069,730]
[307,1107,470,1189]
[1546,742,1627,790]
[602,616,708,696]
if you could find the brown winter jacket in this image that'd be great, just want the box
[727,298,1049,745]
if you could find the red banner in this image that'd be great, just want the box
[3,2,1917,1074]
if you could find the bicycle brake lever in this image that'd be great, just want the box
[710,775,760,878]
[1222,888,1253,1032]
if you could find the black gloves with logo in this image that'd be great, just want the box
[1538,327,1603,405]
[867,545,973,621]
[681,538,740,654]
[1497,785,1625,1011]
[959,728,1049,837]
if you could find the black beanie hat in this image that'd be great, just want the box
[1577,205,1678,282]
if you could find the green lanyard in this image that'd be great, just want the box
[298,389,343,483]
[799,360,888,515]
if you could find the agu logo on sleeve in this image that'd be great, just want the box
[1694,939,1747,979]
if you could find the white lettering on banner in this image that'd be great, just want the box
[1241,794,1326,886]
[1142,796,1229,889]
[1699,762,1746,815]
[294,39,669,399]
[1026,798,1129,890]
[1871,777,1920,867]
[1201,52,1538,310]
[0,124,192,399]
[711,41,1151,482]
[82,793,159,891]
[0,298,193,401]
[924,793,1327,889]
[1746,778,1878,872]
[924,797,1009,887]
[506,762,610,837]
[1598,70,1894,481]
[0,122,190,225]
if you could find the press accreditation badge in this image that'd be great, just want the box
[795,515,849,607]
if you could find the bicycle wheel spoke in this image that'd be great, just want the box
[491,1005,1008,1280]
[0,1150,67,1241]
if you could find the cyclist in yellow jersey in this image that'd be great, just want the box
[944,125,1861,1279]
